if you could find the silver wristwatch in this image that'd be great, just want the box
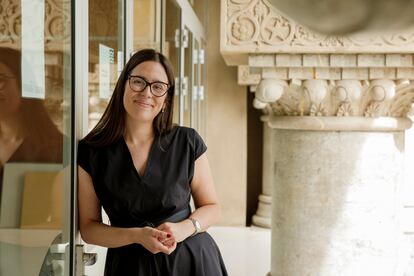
[189,217,201,236]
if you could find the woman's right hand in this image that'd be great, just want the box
[135,227,176,255]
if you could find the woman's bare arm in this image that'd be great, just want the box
[78,165,173,253]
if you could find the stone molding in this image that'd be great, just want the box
[0,0,71,51]
[222,0,414,65]
[254,79,414,120]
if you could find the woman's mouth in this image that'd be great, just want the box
[134,100,153,108]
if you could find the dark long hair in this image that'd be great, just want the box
[0,47,62,146]
[82,49,176,146]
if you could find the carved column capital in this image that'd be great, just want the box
[255,78,414,131]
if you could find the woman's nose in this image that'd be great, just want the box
[141,85,152,97]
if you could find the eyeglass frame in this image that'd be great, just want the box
[128,75,170,97]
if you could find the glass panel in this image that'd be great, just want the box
[183,28,193,127]
[88,0,124,131]
[133,0,160,52]
[0,1,72,275]
[164,0,181,125]
[193,0,207,26]
[85,1,125,275]
[199,40,207,137]
[192,39,200,130]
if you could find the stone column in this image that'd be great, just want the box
[221,1,414,274]
[252,121,272,228]
[255,78,414,276]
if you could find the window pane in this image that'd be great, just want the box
[88,0,124,131]
[0,1,72,275]
[164,0,181,125]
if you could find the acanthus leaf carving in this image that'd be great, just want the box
[389,83,414,117]
[255,79,414,119]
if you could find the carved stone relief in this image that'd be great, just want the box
[254,78,414,118]
[0,0,70,51]
[223,0,414,58]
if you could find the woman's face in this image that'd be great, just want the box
[123,61,169,124]
[0,63,21,119]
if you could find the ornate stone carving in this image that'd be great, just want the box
[0,0,70,50]
[223,0,414,63]
[255,78,414,118]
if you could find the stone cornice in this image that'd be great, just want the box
[221,0,414,65]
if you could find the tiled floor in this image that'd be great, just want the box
[208,226,271,276]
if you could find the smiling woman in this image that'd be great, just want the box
[0,47,63,192]
[77,49,228,276]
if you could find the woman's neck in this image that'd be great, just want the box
[0,115,25,166]
[0,114,25,142]
[124,117,154,145]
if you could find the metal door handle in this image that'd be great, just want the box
[82,252,97,266]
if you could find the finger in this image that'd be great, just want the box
[152,229,170,239]
[161,236,176,244]
[158,243,173,254]
[167,243,177,255]
[162,239,175,247]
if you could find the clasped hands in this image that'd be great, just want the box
[138,220,193,255]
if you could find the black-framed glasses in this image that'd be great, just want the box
[128,75,170,97]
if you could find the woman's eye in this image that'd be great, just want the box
[152,84,162,90]
[133,79,145,86]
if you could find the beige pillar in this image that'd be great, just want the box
[269,116,409,276]
[256,79,414,276]
[252,122,272,228]
[221,0,414,273]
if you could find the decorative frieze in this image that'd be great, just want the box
[0,0,71,50]
[222,0,414,65]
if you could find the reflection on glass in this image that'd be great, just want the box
[165,0,181,125]
[193,0,207,27]
[133,0,160,52]
[0,48,63,227]
[0,1,71,275]
[199,41,207,137]
[89,0,123,131]
[183,29,193,127]
[192,39,200,130]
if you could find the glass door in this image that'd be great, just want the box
[0,1,74,275]
[164,0,181,125]
[81,1,126,275]
[183,27,193,127]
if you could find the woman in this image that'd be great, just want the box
[78,49,228,275]
[0,47,63,198]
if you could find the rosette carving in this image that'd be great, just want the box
[0,0,70,49]
[225,0,414,51]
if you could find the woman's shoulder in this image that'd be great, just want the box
[166,126,203,142]
[173,125,204,136]
[78,137,122,156]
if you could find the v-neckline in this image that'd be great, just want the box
[122,136,156,179]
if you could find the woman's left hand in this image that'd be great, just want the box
[156,220,194,246]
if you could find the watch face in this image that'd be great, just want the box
[195,220,201,231]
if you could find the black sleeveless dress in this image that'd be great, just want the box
[77,126,228,276]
